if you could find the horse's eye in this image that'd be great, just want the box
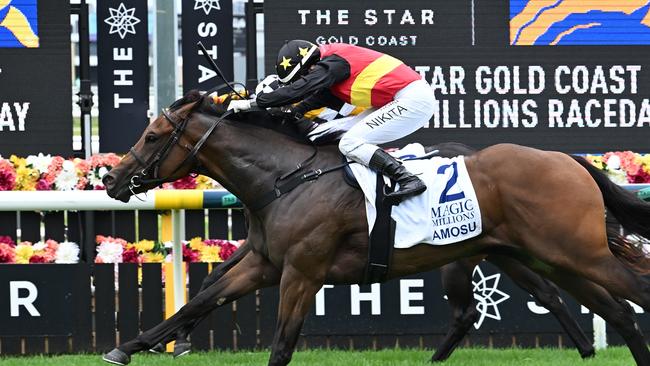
[145,134,158,143]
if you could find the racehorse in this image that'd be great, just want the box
[154,142,644,364]
[101,91,650,366]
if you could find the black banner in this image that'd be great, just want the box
[264,0,650,153]
[182,0,234,92]
[0,0,72,156]
[97,0,149,153]
[302,262,596,336]
[0,265,88,336]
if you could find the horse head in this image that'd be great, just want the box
[103,90,216,202]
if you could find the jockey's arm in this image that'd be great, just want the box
[255,55,350,108]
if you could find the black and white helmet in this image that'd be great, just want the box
[275,40,320,84]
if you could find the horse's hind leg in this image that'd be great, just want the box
[487,255,594,358]
[431,259,479,362]
[102,250,280,365]
[531,266,650,366]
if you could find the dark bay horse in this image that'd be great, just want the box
[102,91,650,366]
[161,143,643,363]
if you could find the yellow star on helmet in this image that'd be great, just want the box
[279,56,293,70]
[299,47,310,57]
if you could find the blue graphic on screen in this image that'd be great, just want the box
[510,0,650,45]
[0,0,39,48]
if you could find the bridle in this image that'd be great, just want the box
[127,106,232,195]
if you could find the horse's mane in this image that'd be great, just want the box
[168,90,342,146]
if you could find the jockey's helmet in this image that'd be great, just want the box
[276,40,319,84]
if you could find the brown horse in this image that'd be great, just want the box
[101,91,650,366]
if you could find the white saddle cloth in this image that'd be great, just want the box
[349,143,483,248]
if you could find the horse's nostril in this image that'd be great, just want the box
[102,173,114,187]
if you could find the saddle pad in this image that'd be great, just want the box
[349,144,482,248]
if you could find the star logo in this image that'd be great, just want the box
[299,47,310,57]
[279,56,293,70]
[194,0,221,15]
[471,266,510,329]
[104,3,141,39]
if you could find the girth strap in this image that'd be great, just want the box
[364,174,396,284]
[249,162,350,211]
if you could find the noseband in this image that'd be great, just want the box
[127,107,231,193]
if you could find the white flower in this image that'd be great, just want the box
[26,153,53,174]
[55,241,80,263]
[89,166,109,187]
[32,241,46,251]
[96,241,123,263]
[54,161,79,191]
[607,155,621,170]
[606,169,628,185]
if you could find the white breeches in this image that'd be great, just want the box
[308,79,435,165]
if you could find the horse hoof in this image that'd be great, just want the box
[148,343,165,354]
[102,348,131,365]
[173,342,192,358]
[580,349,596,359]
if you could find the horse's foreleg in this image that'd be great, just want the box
[102,250,279,366]
[151,243,252,356]
[268,264,325,366]
[488,255,594,358]
[431,259,478,362]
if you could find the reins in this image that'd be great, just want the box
[128,107,233,193]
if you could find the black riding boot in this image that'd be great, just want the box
[368,149,427,205]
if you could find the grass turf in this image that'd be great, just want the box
[0,347,635,366]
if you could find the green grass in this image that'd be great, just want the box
[0,347,636,366]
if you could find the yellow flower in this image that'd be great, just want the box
[15,243,34,264]
[134,239,155,253]
[200,245,221,263]
[586,155,604,170]
[15,165,39,191]
[189,237,204,251]
[195,175,218,190]
[10,155,26,168]
[142,252,165,263]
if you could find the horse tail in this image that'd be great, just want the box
[571,154,650,274]
[570,154,650,239]
[606,225,650,275]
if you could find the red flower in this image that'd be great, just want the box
[628,168,650,184]
[182,245,200,262]
[218,241,238,261]
[0,243,15,263]
[29,255,48,263]
[0,235,15,247]
[0,169,16,191]
[122,247,140,263]
[172,175,197,190]
[35,178,51,191]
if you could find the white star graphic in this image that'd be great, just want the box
[471,266,510,329]
[194,0,221,15]
[104,3,141,39]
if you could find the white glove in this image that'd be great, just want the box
[227,99,252,113]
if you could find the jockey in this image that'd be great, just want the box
[228,40,435,204]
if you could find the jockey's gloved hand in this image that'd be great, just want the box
[227,99,255,113]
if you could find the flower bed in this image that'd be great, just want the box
[0,234,240,264]
[0,236,80,264]
[0,153,220,191]
[585,151,650,184]
[95,235,240,264]
[1,151,648,191]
